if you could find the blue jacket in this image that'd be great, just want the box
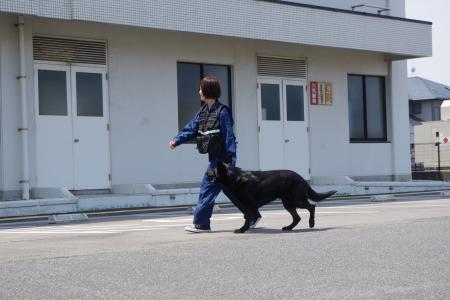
[173,100,237,166]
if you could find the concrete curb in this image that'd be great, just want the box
[31,187,76,200]
[0,198,78,218]
[2,182,450,220]
[49,213,88,224]
[370,194,396,202]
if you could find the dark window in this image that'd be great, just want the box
[38,70,68,116]
[76,72,103,117]
[411,103,421,115]
[432,106,441,121]
[286,85,304,121]
[348,75,387,142]
[177,62,232,133]
[260,84,281,121]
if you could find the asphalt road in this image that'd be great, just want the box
[0,197,449,299]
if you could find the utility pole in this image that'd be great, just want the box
[435,131,442,180]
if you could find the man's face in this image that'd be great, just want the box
[199,88,206,101]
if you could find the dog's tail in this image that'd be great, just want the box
[307,186,337,205]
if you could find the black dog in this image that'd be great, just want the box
[211,162,337,233]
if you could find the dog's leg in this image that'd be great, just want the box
[282,202,301,231]
[221,186,253,233]
[308,205,316,228]
[234,219,252,234]
[234,206,260,233]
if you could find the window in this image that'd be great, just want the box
[38,70,68,116]
[348,75,387,142]
[76,72,103,117]
[260,84,281,121]
[432,106,441,121]
[411,103,421,115]
[177,62,232,133]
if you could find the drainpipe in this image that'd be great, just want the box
[17,16,30,200]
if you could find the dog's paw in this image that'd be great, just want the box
[282,226,293,231]
[234,228,246,234]
[309,221,315,228]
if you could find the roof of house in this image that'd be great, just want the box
[408,77,450,101]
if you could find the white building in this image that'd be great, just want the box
[0,0,432,200]
[408,76,450,143]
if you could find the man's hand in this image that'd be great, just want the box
[169,141,177,150]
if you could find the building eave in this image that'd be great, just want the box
[0,0,432,60]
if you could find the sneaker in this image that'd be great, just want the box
[184,224,211,233]
[250,216,262,229]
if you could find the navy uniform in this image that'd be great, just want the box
[173,100,236,231]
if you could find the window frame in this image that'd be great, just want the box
[176,61,233,142]
[432,105,441,121]
[177,61,233,112]
[348,74,387,143]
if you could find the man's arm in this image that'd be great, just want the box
[220,108,237,166]
[173,112,200,146]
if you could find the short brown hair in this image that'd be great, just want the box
[200,76,221,99]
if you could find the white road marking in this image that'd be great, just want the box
[261,211,376,215]
[339,204,450,209]
[142,216,242,223]
[0,231,117,234]
[3,200,447,235]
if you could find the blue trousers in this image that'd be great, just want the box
[193,162,222,226]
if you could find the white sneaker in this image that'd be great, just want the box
[184,224,211,233]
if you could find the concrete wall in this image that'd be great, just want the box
[0,19,3,193]
[414,121,450,144]
[289,0,389,12]
[285,1,408,18]
[0,0,431,60]
[0,15,409,193]
[441,103,450,121]
[413,120,450,169]
[0,14,27,196]
[254,42,391,179]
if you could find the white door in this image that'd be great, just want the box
[35,64,110,189]
[282,80,310,177]
[257,78,310,179]
[71,67,110,189]
[257,79,284,170]
[35,64,74,188]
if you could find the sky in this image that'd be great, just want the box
[406,0,450,86]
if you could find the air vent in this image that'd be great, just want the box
[257,56,307,79]
[33,36,106,65]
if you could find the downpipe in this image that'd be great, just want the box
[17,16,30,200]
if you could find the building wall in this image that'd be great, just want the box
[0,18,3,193]
[282,0,408,18]
[0,14,25,195]
[413,120,450,169]
[441,103,450,121]
[1,16,404,192]
[0,0,430,60]
[410,100,443,122]
[287,0,389,12]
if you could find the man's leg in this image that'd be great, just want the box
[192,164,221,227]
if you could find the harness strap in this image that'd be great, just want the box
[198,129,221,135]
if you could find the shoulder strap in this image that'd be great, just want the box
[198,103,208,114]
